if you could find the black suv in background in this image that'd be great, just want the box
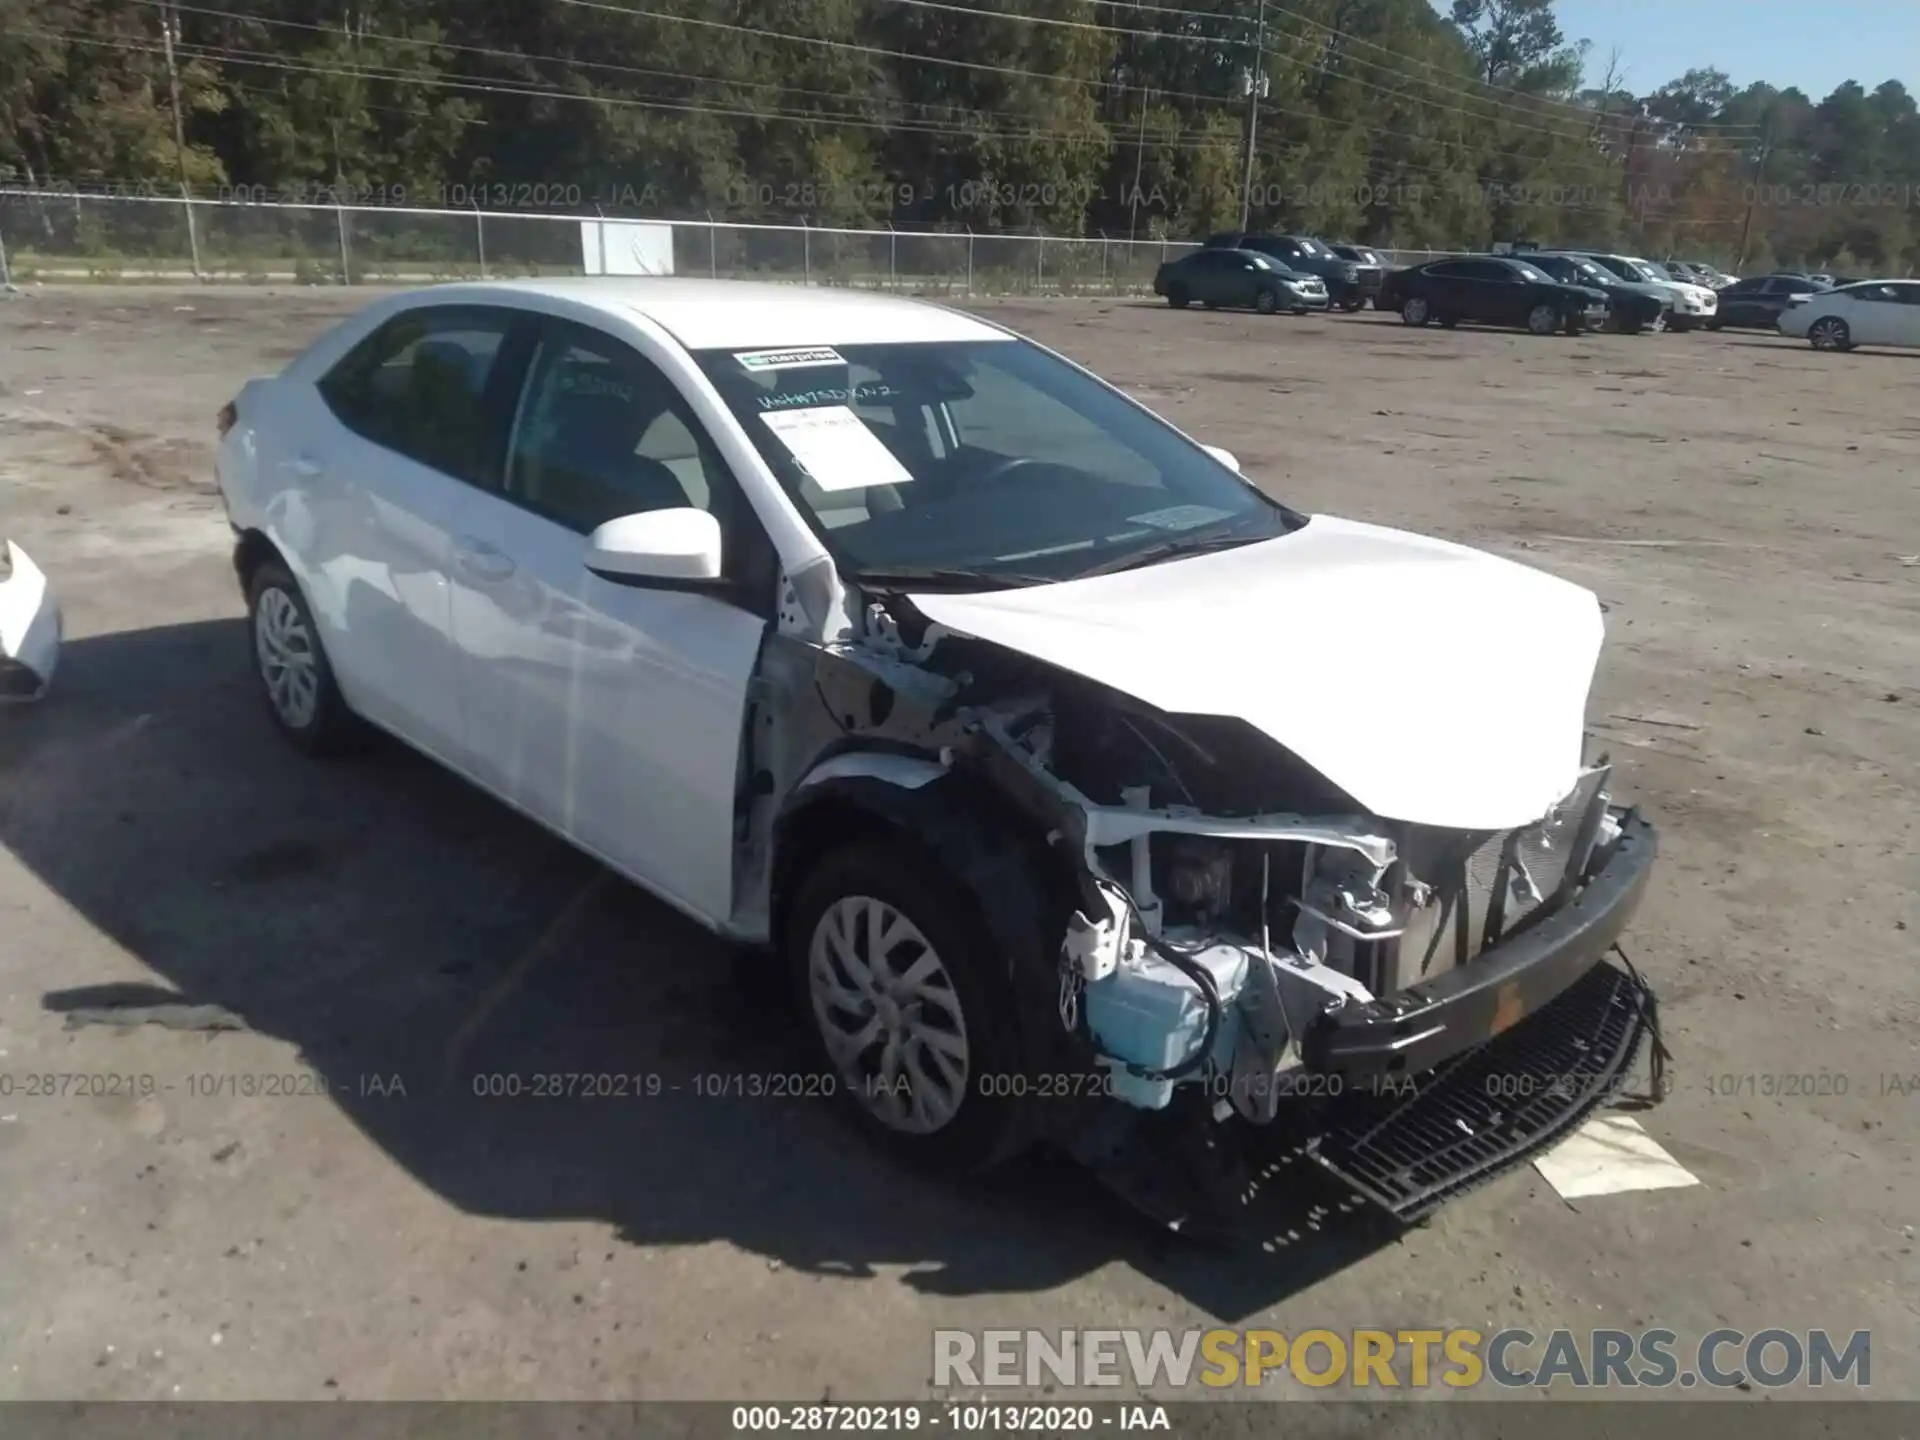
[1324,243,1389,308]
[1203,233,1369,310]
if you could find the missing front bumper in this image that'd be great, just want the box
[1304,812,1658,1079]
[1306,955,1661,1220]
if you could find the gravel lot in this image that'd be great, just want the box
[0,286,1915,1404]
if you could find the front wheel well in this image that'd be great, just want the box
[233,528,283,590]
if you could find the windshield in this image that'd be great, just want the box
[1625,259,1670,284]
[1510,260,1552,283]
[695,340,1302,588]
[1291,237,1328,257]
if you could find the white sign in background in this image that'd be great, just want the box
[579,220,676,276]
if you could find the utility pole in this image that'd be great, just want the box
[1735,114,1772,273]
[158,0,204,281]
[1238,0,1269,232]
[1129,88,1150,241]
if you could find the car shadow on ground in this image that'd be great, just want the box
[1715,338,1920,358]
[0,619,1401,1322]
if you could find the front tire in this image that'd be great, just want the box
[1166,284,1190,309]
[1254,288,1278,314]
[1338,295,1365,313]
[786,842,1043,1174]
[1526,302,1560,336]
[246,560,363,756]
[1809,316,1851,351]
[1401,295,1432,326]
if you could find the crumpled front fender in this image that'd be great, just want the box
[0,540,62,703]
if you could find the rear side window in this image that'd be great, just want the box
[319,307,516,485]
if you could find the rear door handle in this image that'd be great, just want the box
[455,538,516,582]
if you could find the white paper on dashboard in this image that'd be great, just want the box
[761,406,915,493]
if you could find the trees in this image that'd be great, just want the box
[0,0,1912,273]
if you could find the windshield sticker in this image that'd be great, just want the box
[761,406,914,493]
[757,382,898,412]
[1128,504,1235,532]
[734,347,846,372]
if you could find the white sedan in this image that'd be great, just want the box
[1777,280,1920,351]
[216,279,1659,1218]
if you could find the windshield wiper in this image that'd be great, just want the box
[1070,523,1270,580]
[855,566,1050,592]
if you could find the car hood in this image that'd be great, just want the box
[908,515,1604,832]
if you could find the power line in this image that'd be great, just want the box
[1255,0,1758,133]
[23,26,1257,152]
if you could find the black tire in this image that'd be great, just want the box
[1254,288,1279,314]
[1401,295,1432,326]
[1564,308,1586,335]
[784,841,1051,1175]
[1166,284,1190,309]
[1202,298,1221,310]
[1668,316,1695,333]
[246,559,365,756]
[1437,313,1459,329]
[1615,315,1643,335]
[1809,316,1851,352]
[1338,295,1366,313]
[1526,302,1560,336]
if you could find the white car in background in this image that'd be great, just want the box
[1575,253,1720,331]
[1777,279,1920,351]
[213,279,1660,1231]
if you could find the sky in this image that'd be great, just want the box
[1430,0,1919,101]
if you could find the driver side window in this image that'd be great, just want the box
[507,323,718,535]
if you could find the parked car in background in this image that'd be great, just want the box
[1662,260,1736,290]
[1325,243,1389,309]
[1203,233,1369,311]
[1154,248,1329,314]
[1776,279,1920,351]
[1378,255,1609,335]
[1565,253,1718,330]
[1530,253,1671,333]
[1705,274,1831,330]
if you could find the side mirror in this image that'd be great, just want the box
[1201,444,1242,474]
[585,508,722,583]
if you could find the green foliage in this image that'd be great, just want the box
[0,0,1914,272]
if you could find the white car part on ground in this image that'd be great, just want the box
[0,540,61,703]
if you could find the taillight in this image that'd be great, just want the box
[217,401,237,439]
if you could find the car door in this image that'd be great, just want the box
[448,314,776,924]
[1889,283,1920,347]
[1838,284,1900,344]
[1419,261,1466,313]
[300,304,524,761]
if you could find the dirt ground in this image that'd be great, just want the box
[0,285,1915,1404]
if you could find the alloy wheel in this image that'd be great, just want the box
[254,587,320,729]
[808,895,970,1135]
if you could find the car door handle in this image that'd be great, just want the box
[454,539,515,582]
[285,455,324,479]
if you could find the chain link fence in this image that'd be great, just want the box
[0,189,1452,296]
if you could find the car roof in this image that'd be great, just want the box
[393,277,1009,350]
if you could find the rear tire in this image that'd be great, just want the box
[1401,295,1432,326]
[1166,284,1190,309]
[1437,313,1459,329]
[1338,295,1365,313]
[1809,316,1851,352]
[786,842,1048,1175]
[246,560,365,757]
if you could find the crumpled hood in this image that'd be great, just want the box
[909,515,1604,832]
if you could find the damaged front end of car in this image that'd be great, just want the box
[741,572,1664,1236]
[0,540,61,704]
